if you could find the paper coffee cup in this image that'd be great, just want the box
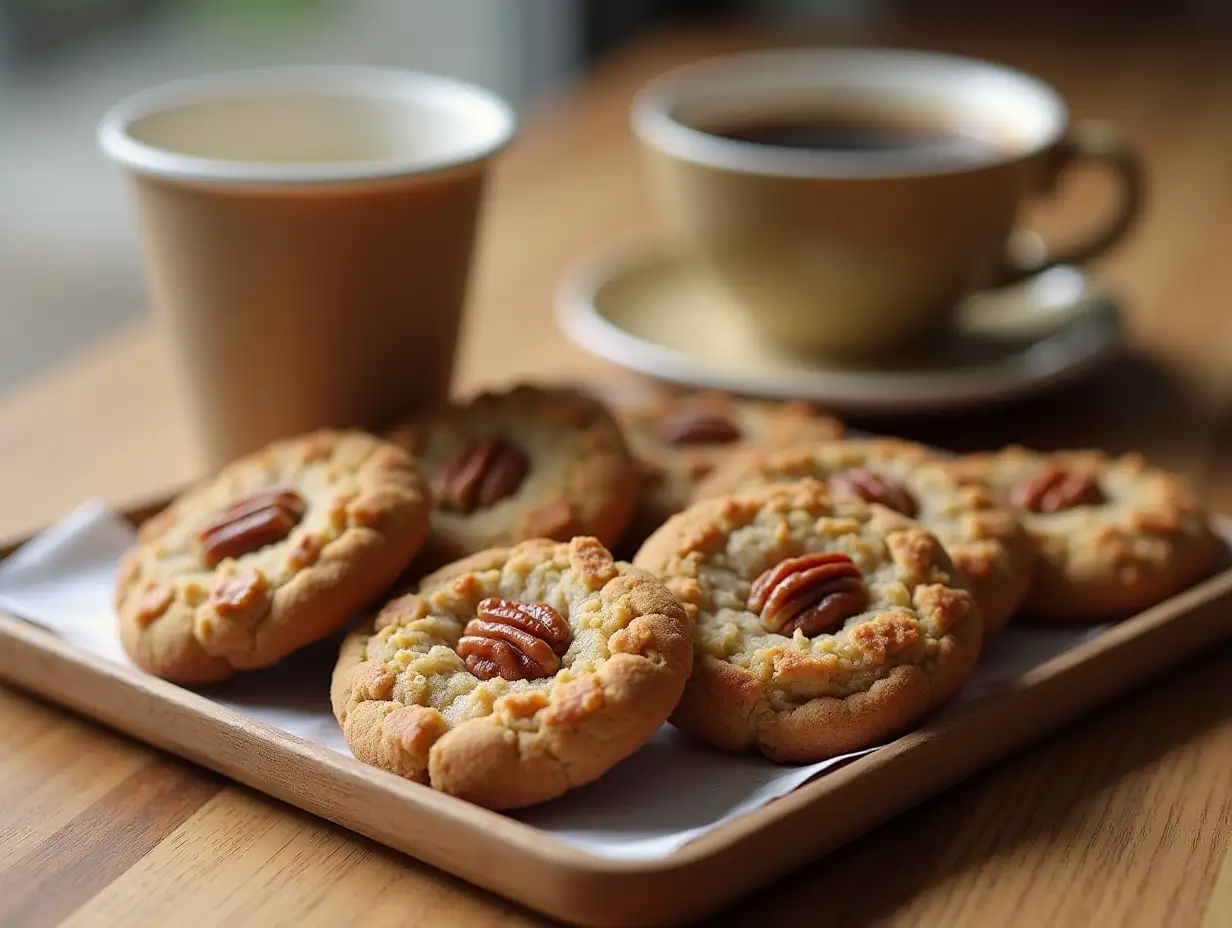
[99,67,516,467]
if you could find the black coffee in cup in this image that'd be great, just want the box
[633,48,1142,359]
[707,111,1000,158]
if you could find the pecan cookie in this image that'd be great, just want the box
[331,536,692,809]
[945,447,1220,621]
[634,479,981,762]
[388,385,638,569]
[617,391,844,548]
[116,431,431,684]
[694,438,1033,632]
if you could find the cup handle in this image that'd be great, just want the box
[997,119,1144,286]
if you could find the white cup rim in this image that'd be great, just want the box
[98,66,517,186]
[631,47,1069,179]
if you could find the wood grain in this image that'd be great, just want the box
[3,10,1232,927]
[0,761,220,928]
[57,789,539,928]
[6,546,1232,926]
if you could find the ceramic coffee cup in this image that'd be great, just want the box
[99,67,515,467]
[632,49,1142,360]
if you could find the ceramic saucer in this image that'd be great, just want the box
[556,246,1124,416]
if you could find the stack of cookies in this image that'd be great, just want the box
[114,385,1220,809]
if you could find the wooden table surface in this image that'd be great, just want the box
[5,15,1232,928]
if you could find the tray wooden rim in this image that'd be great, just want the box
[2,497,1231,926]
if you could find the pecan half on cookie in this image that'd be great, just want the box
[387,385,639,569]
[947,446,1219,621]
[331,537,692,809]
[457,598,572,680]
[749,553,869,636]
[657,399,743,445]
[635,478,981,763]
[432,438,529,512]
[1009,465,1105,513]
[694,438,1032,634]
[197,486,307,568]
[115,431,431,683]
[616,391,844,550]
[828,468,919,518]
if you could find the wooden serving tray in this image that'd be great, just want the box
[2,501,1231,928]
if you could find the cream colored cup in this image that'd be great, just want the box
[99,67,515,467]
[632,49,1141,360]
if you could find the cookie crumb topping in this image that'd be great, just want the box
[134,582,174,627]
[211,567,268,616]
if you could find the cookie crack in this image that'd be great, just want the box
[525,726,578,787]
[748,691,776,750]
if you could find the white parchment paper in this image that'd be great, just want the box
[0,502,1103,860]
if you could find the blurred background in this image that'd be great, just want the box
[0,0,1224,393]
